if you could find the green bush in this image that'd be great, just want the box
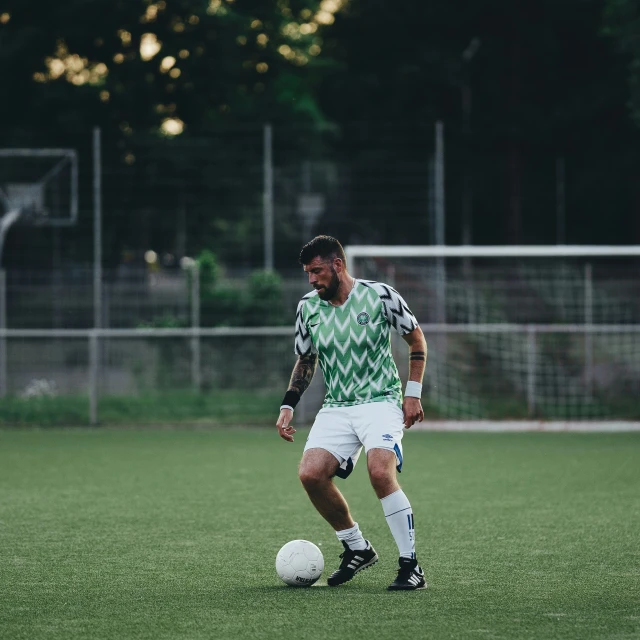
[197,249,221,292]
[145,252,287,329]
[201,286,245,326]
[243,269,286,326]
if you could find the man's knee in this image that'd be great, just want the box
[298,449,337,490]
[368,463,394,489]
[367,449,399,495]
[298,465,328,490]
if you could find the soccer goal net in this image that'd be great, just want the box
[347,246,640,421]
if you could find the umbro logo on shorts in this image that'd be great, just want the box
[382,433,394,442]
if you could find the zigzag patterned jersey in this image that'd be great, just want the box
[294,279,419,408]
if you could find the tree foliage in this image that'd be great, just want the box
[0,0,336,134]
[0,0,638,260]
[603,0,640,124]
[318,0,638,244]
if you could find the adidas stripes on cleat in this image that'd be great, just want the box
[387,557,427,591]
[326,540,379,586]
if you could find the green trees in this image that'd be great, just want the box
[318,0,639,244]
[1,0,638,253]
[604,0,640,124]
[0,0,335,133]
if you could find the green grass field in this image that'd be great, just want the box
[1,428,639,640]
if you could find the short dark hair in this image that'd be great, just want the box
[299,235,347,266]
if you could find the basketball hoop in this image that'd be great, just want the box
[0,148,78,265]
[0,147,80,397]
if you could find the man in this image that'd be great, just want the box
[276,235,428,591]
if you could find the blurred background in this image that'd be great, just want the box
[1,0,639,425]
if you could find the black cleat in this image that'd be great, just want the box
[327,540,379,586]
[387,557,427,591]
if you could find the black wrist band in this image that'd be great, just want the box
[281,390,301,409]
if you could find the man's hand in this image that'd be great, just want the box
[402,397,424,428]
[276,408,296,442]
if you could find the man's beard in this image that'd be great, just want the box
[316,268,340,301]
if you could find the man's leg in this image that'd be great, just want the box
[299,447,378,585]
[298,448,353,531]
[367,448,426,590]
[367,448,415,557]
[366,447,401,498]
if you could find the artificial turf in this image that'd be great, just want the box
[0,428,638,640]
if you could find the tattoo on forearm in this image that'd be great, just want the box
[408,345,427,382]
[288,354,318,396]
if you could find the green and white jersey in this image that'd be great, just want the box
[294,280,419,408]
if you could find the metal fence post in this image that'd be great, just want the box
[93,127,103,333]
[191,265,201,390]
[434,121,446,326]
[584,263,593,399]
[526,325,537,416]
[89,330,98,425]
[556,156,566,245]
[263,123,274,271]
[92,128,103,422]
[434,122,448,362]
[0,269,6,397]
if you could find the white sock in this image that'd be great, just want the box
[381,489,415,559]
[335,521,368,551]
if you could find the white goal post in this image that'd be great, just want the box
[346,245,640,429]
[346,245,640,259]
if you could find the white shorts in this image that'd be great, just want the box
[303,401,405,479]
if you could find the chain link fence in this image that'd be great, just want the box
[2,124,640,425]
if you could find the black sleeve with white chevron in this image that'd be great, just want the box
[365,281,419,335]
[294,296,318,356]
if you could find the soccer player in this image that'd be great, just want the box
[276,235,428,591]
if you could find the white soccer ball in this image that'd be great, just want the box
[275,540,324,587]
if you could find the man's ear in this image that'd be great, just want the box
[334,257,344,273]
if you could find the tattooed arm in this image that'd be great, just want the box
[276,354,318,443]
[287,353,318,397]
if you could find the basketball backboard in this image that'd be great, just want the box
[0,149,78,226]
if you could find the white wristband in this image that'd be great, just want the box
[280,405,295,413]
[405,381,422,398]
